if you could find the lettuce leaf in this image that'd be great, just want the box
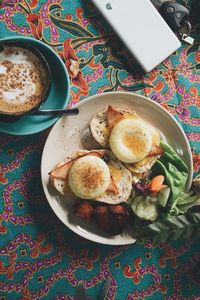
[170,191,200,215]
[152,141,188,203]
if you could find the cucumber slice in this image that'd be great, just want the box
[132,176,141,184]
[146,195,157,204]
[136,200,158,221]
[131,195,145,215]
[157,187,170,207]
[126,188,136,207]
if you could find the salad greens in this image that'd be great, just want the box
[134,213,200,244]
[170,191,200,215]
[129,141,200,244]
[151,141,188,203]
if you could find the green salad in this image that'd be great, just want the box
[128,141,200,244]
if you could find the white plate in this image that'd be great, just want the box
[41,92,193,245]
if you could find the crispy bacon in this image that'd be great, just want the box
[107,105,124,130]
[94,203,130,235]
[148,145,164,157]
[73,201,94,223]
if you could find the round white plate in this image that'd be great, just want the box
[41,92,193,245]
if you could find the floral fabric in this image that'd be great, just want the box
[0,0,200,299]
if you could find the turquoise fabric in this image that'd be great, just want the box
[0,0,200,299]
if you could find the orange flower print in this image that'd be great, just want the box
[58,39,88,91]
[29,0,38,8]
[195,51,200,63]
[162,69,177,86]
[27,13,43,39]
[193,151,200,172]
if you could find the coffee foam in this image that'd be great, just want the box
[0,46,48,114]
[0,49,32,65]
[0,65,7,74]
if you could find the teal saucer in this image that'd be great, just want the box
[0,36,70,135]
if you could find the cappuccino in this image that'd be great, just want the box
[0,45,48,115]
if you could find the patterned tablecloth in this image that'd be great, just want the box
[0,0,200,299]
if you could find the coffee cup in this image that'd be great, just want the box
[0,39,51,122]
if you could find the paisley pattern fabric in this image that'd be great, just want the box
[0,0,200,299]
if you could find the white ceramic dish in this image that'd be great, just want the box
[41,92,193,245]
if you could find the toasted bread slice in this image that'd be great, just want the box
[49,149,132,204]
[89,106,139,148]
[124,138,163,173]
[95,150,132,204]
[49,149,118,194]
[124,156,158,174]
[49,150,102,180]
[49,150,89,196]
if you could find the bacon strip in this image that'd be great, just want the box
[49,151,102,180]
[107,105,124,130]
[148,145,164,157]
[107,174,118,194]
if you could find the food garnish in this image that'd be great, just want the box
[147,175,167,194]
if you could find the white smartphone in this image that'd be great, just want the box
[92,0,181,72]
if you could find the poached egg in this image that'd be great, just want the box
[68,155,111,199]
[109,118,153,163]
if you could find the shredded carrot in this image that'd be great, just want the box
[148,175,167,193]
